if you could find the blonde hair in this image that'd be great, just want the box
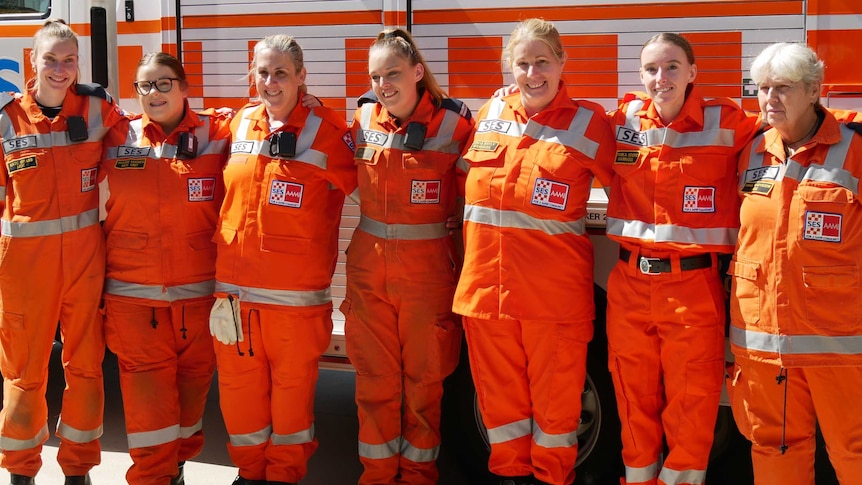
[370,28,447,105]
[502,18,565,68]
[250,34,307,94]
[31,18,79,88]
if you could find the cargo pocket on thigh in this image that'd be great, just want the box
[609,353,637,449]
[0,312,28,379]
[423,317,462,382]
[726,362,753,441]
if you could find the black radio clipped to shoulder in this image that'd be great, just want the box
[269,131,297,158]
[403,122,426,151]
[67,116,88,142]
[177,132,198,159]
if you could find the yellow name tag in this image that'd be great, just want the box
[614,150,639,165]
[742,180,774,195]
[6,156,38,173]
[115,158,147,169]
[354,147,375,161]
[469,140,499,152]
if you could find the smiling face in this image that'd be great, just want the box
[31,37,78,105]
[254,47,306,123]
[510,38,564,116]
[368,45,424,122]
[639,40,697,123]
[136,61,187,134]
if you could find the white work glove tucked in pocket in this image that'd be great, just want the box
[209,295,243,345]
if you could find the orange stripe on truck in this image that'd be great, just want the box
[414,1,801,24]
[182,10,383,29]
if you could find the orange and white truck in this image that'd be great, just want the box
[2,0,860,483]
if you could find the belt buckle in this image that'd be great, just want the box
[638,256,661,275]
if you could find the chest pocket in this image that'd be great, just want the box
[463,141,505,205]
[795,184,855,245]
[524,151,583,213]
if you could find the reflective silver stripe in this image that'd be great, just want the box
[128,424,179,449]
[401,438,439,463]
[625,99,645,129]
[358,104,463,155]
[215,282,331,307]
[105,279,216,302]
[0,424,49,451]
[85,93,110,142]
[626,461,660,482]
[229,425,271,447]
[784,125,859,194]
[524,107,599,158]
[532,422,577,448]
[358,436,401,460]
[606,216,737,246]
[626,105,733,148]
[346,187,361,205]
[109,117,225,160]
[730,326,862,355]
[659,466,706,485]
[465,204,586,236]
[0,102,15,154]
[0,186,5,199]
[56,419,102,444]
[2,208,100,237]
[272,424,314,445]
[456,156,470,173]
[487,417,531,444]
[358,215,448,240]
[180,418,203,439]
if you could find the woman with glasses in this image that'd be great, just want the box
[99,51,232,485]
[0,19,127,485]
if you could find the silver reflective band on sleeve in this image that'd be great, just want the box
[127,424,180,449]
[105,279,216,302]
[401,438,439,463]
[0,186,5,199]
[730,326,862,355]
[56,419,103,444]
[659,466,706,485]
[272,423,314,445]
[625,461,660,482]
[0,425,49,451]
[180,418,203,439]
[229,425,272,447]
[358,215,449,240]
[465,205,586,236]
[215,282,331,307]
[605,217,737,247]
[487,417,532,444]
[2,208,100,237]
[532,422,578,448]
[358,436,401,459]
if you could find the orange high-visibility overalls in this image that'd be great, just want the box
[341,90,473,485]
[0,85,126,477]
[729,110,862,485]
[453,85,615,485]
[101,106,230,484]
[606,90,758,485]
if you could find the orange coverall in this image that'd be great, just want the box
[101,105,230,484]
[605,90,758,485]
[213,100,358,483]
[728,109,862,484]
[341,90,473,485]
[0,85,125,477]
[452,85,615,485]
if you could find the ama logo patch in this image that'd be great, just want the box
[804,211,841,242]
[188,178,216,202]
[269,180,303,208]
[81,167,98,192]
[683,186,715,213]
[411,180,441,204]
[531,178,569,211]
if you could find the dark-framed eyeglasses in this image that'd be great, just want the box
[133,77,180,96]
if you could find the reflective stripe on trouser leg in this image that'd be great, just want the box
[216,304,331,483]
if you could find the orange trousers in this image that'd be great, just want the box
[214,304,332,483]
[606,257,725,485]
[342,233,462,485]
[0,232,106,477]
[729,356,862,485]
[104,298,216,485]
[463,317,591,485]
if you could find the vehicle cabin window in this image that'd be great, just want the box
[0,0,49,15]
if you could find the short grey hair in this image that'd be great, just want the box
[750,42,824,86]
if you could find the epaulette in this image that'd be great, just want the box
[845,122,862,136]
[357,90,378,107]
[0,92,15,111]
[74,83,113,104]
[439,97,472,121]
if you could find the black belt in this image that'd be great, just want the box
[620,249,712,275]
